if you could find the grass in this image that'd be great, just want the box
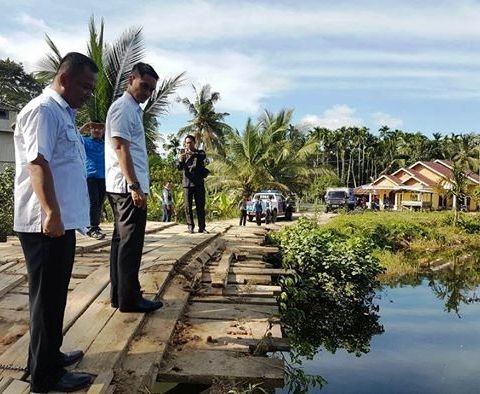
[323,210,480,276]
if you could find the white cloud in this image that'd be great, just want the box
[131,0,480,42]
[147,50,289,113]
[18,13,49,31]
[298,105,364,130]
[372,112,404,129]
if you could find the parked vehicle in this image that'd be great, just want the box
[324,187,356,212]
[246,190,290,222]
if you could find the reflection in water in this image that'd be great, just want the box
[282,253,480,393]
[384,253,480,316]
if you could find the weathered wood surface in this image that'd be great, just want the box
[0,218,294,391]
[157,350,284,387]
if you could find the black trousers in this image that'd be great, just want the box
[18,230,75,392]
[107,193,146,308]
[256,212,262,226]
[184,186,206,231]
[239,209,247,226]
[87,177,106,229]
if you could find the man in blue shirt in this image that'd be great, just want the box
[81,121,106,240]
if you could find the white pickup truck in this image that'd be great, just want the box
[246,190,293,222]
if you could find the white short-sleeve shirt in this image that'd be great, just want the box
[13,87,90,232]
[105,92,149,193]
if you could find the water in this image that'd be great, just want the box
[279,260,480,394]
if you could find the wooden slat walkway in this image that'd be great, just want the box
[0,219,293,393]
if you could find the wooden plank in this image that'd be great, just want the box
[228,268,294,276]
[139,271,170,295]
[0,377,13,392]
[61,286,116,355]
[0,274,24,298]
[157,350,284,387]
[0,293,29,311]
[2,378,30,393]
[211,253,234,288]
[86,370,114,394]
[198,284,281,298]
[227,245,279,254]
[0,266,110,377]
[119,278,191,392]
[185,302,279,321]
[202,273,271,285]
[181,318,284,352]
[190,296,277,306]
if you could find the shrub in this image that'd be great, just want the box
[0,166,15,242]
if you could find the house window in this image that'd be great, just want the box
[0,110,8,120]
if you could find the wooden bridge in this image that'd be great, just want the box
[0,219,291,393]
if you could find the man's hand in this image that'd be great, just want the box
[43,211,65,237]
[179,153,187,162]
[131,189,147,209]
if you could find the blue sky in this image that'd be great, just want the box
[2,0,480,138]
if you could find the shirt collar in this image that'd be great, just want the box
[44,86,70,110]
[123,91,142,113]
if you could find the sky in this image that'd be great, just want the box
[2,0,480,138]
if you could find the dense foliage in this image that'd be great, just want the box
[36,16,184,155]
[269,218,384,361]
[0,59,44,110]
[0,167,15,242]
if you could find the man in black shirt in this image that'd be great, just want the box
[177,135,207,233]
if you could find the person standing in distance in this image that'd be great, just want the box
[13,52,96,393]
[177,135,208,233]
[105,62,163,313]
[81,121,106,240]
[162,181,173,222]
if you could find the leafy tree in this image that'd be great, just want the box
[0,58,44,110]
[178,84,232,152]
[0,166,15,241]
[37,16,184,155]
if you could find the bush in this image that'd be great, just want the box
[270,218,384,360]
[0,166,15,242]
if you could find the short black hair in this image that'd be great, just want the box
[57,52,98,75]
[131,62,159,80]
[185,134,196,143]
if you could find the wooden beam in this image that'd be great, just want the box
[211,253,235,288]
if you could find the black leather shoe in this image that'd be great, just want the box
[198,229,209,233]
[111,301,118,308]
[119,298,164,313]
[62,350,84,367]
[51,371,92,392]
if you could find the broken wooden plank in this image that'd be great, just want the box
[157,350,284,387]
[211,253,235,288]
[185,302,279,321]
[190,295,278,306]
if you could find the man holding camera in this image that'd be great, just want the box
[177,135,208,233]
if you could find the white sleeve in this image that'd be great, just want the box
[108,104,132,142]
[23,105,59,163]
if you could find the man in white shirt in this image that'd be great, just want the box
[105,62,163,313]
[14,52,96,393]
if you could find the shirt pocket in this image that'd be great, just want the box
[63,127,80,159]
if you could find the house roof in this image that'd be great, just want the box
[372,174,403,186]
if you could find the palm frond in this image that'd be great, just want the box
[145,72,186,116]
[104,26,145,101]
[35,34,63,83]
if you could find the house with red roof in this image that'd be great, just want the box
[357,160,480,211]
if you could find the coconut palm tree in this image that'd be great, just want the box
[36,16,184,155]
[178,84,232,153]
